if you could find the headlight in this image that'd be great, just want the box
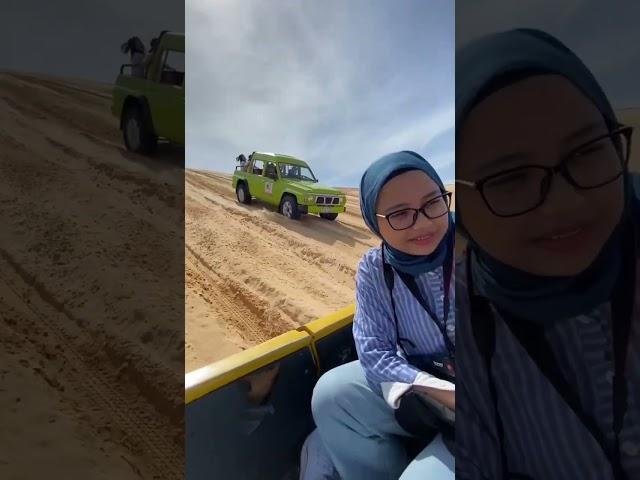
[307,195,315,203]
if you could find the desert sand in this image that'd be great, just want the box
[0,72,183,479]
[185,170,456,372]
[185,172,377,371]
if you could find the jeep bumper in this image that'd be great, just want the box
[305,205,346,215]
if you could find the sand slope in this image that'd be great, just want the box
[185,169,455,371]
[185,171,378,371]
[0,72,183,479]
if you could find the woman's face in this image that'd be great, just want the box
[457,75,625,276]
[376,170,450,256]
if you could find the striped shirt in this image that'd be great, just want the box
[456,253,640,479]
[353,247,455,405]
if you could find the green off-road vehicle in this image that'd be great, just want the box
[111,31,184,154]
[232,152,346,221]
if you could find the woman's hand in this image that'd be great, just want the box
[412,385,455,411]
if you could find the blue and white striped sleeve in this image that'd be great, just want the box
[353,251,423,400]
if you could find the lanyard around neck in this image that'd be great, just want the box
[382,245,454,358]
[467,232,635,480]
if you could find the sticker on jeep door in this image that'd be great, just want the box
[265,182,273,194]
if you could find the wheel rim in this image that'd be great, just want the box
[237,185,245,202]
[283,201,293,217]
[125,116,141,150]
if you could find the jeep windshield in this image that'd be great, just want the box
[278,163,317,182]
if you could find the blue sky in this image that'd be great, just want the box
[186,0,455,186]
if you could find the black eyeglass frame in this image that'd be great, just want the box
[376,191,453,231]
[455,125,634,218]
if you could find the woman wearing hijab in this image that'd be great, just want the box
[311,151,456,479]
[455,29,639,479]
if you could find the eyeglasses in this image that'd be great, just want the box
[376,192,452,231]
[456,126,633,217]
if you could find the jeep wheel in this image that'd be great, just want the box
[123,105,158,154]
[320,213,338,221]
[236,182,252,205]
[280,195,301,220]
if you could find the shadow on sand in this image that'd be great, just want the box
[235,200,372,247]
[118,142,184,172]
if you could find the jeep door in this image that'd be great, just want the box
[248,159,266,201]
[262,161,280,206]
[272,163,287,204]
[146,47,185,145]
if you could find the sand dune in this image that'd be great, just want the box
[185,170,455,371]
[0,72,183,479]
[185,171,377,370]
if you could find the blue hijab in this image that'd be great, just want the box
[360,150,454,276]
[457,28,637,324]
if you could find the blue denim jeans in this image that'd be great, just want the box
[311,360,455,480]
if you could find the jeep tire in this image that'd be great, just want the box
[236,182,252,205]
[280,195,301,220]
[123,104,158,154]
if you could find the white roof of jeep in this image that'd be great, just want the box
[254,152,300,159]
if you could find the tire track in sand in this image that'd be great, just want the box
[201,193,363,276]
[0,242,182,480]
[186,244,293,344]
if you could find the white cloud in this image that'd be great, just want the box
[186,0,454,186]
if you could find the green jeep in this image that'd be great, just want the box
[232,152,347,221]
[111,31,185,154]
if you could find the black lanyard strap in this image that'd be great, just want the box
[505,316,620,476]
[468,255,512,479]
[397,270,454,358]
[467,217,636,479]
[381,245,454,358]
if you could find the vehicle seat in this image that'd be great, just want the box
[265,165,277,178]
[161,70,184,86]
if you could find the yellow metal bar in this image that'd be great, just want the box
[184,304,356,404]
[301,304,355,340]
[185,329,311,404]
[301,305,355,375]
